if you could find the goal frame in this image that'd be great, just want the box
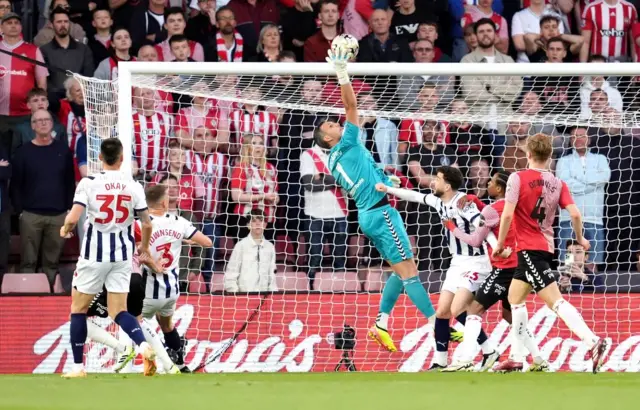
[116,61,640,176]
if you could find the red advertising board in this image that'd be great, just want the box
[1,294,639,373]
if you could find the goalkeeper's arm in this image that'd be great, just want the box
[329,49,358,124]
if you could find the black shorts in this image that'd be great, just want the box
[514,250,557,292]
[86,284,145,318]
[475,267,515,311]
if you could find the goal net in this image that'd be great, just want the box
[73,62,640,373]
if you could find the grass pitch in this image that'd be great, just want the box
[0,373,638,410]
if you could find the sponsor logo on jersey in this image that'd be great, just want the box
[0,65,27,77]
[600,29,625,37]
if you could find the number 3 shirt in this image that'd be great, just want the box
[73,171,147,263]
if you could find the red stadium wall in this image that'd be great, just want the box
[1,294,640,374]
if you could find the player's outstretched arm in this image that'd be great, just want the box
[375,183,435,207]
[60,203,85,238]
[189,231,213,248]
[327,48,358,125]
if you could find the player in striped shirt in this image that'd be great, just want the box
[377,166,499,371]
[138,184,212,374]
[59,138,155,378]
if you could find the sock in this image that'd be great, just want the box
[509,326,526,363]
[523,328,543,363]
[434,317,450,367]
[553,299,598,349]
[458,314,483,363]
[402,276,436,320]
[141,321,176,371]
[70,313,87,366]
[86,321,126,353]
[456,312,492,353]
[163,328,184,365]
[114,311,146,346]
[511,303,542,361]
[377,274,404,329]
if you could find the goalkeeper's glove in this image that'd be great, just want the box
[388,175,401,188]
[326,48,350,85]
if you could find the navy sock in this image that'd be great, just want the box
[456,312,489,345]
[434,318,450,352]
[69,313,87,364]
[163,328,181,351]
[114,311,146,346]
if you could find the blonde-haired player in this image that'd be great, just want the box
[60,138,155,378]
[138,184,212,374]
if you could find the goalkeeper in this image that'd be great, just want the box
[314,47,436,352]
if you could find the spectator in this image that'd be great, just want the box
[304,0,340,63]
[229,134,279,241]
[94,27,135,80]
[108,0,148,30]
[357,92,399,167]
[398,82,441,161]
[406,119,456,271]
[556,126,610,269]
[224,209,278,293]
[228,86,279,157]
[523,15,582,63]
[11,109,74,286]
[390,0,433,43]
[450,0,503,61]
[412,21,452,61]
[0,12,48,153]
[169,34,196,62]
[250,23,282,61]
[299,141,348,288]
[460,0,509,55]
[155,8,205,62]
[132,87,174,176]
[280,0,317,61]
[160,173,181,214]
[397,39,455,112]
[185,128,227,289]
[34,0,86,47]
[580,55,624,119]
[86,8,114,65]
[136,44,175,114]
[58,77,88,181]
[0,0,10,28]
[209,6,244,62]
[462,22,478,53]
[129,0,166,50]
[511,0,566,63]
[342,0,372,41]
[0,142,9,278]
[40,8,94,101]
[358,9,413,63]
[227,0,279,60]
[465,157,491,203]
[588,89,613,118]
[175,85,228,149]
[189,0,231,17]
[12,88,67,156]
[186,0,218,60]
[460,18,522,135]
[446,99,493,165]
[501,121,531,172]
[558,240,605,293]
[529,37,580,115]
[580,0,637,62]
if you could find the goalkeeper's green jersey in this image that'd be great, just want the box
[327,121,392,211]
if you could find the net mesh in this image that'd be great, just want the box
[74,68,640,373]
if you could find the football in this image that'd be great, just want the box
[331,34,359,59]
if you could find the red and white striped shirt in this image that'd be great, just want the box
[230,162,278,223]
[175,105,221,137]
[0,40,48,116]
[398,119,448,147]
[185,150,228,219]
[155,39,204,62]
[229,109,279,146]
[152,168,206,212]
[132,111,173,172]
[58,99,86,182]
[582,0,637,59]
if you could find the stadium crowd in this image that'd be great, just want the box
[0,0,640,294]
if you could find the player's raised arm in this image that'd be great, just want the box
[376,183,437,208]
[326,48,358,125]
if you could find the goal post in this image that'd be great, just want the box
[71,61,640,373]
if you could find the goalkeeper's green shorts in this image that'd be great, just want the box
[359,204,413,265]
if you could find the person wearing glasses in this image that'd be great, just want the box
[11,108,75,289]
[224,209,278,293]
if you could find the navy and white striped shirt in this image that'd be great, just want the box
[74,171,147,263]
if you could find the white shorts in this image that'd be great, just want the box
[142,297,178,319]
[73,259,132,294]
[441,257,492,294]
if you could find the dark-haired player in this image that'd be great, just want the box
[315,47,436,353]
[493,133,607,374]
[378,166,498,371]
[60,138,155,378]
[440,170,548,372]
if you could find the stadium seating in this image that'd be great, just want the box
[276,271,310,291]
[211,273,225,292]
[188,272,207,293]
[313,271,359,292]
[363,269,385,292]
[52,274,65,294]
[1,273,51,294]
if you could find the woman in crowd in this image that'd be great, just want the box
[94,27,135,81]
[250,24,283,62]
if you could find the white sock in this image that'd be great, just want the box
[553,299,598,349]
[376,313,389,329]
[86,321,126,353]
[509,325,526,363]
[433,351,448,367]
[512,303,540,360]
[140,321,176,371]
[459,314,482,362]
[71,363,84,372]
[523,328,543,363]
[480,340,494,354]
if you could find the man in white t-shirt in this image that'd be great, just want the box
[511,0,566,63]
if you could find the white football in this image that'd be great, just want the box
[331,34,359,59]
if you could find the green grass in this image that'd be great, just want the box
[0,373,639,410]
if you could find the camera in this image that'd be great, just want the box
[334,324,356,350]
